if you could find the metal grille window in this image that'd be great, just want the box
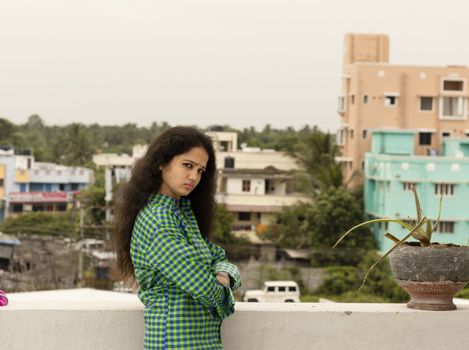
[403,182,416,191]
[242,180,251,192]
[419,132,432,145]
[238,212,251,221]
[437,221,455,233]
[419,97,433,111]
[434,183,454,196]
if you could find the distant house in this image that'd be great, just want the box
[0,149,93,221]
[212,131,311,233]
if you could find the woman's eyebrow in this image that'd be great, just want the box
[182,159,206,170]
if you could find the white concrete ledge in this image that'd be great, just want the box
[2,291,469,350]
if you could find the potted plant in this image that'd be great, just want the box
[333,185,469,311]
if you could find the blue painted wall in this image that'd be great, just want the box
[365,132,469,252]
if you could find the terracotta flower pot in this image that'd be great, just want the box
[389,242,469,311]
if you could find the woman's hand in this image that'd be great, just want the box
[216,272,230,287]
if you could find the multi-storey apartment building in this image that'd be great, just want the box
[211,133,310,232]
[337,33,469,184]
[0,149,93,220]
[365,130,469,252]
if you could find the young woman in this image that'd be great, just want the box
[113,126,241,350]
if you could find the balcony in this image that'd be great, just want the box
[2,289,469,350]
[216,193,311,211]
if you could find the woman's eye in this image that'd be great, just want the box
[198,168,205,174]
[183,163,193,168]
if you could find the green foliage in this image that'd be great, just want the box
[314,253,408,302]
[289,127,342,193]
[456,285,469,299]
[306,187,377,266]
[211,204,235,244]
[0,211,78,237]
[266,203,310,249]
[77,185,107,238]
[357,251,408,302]
[317,266,360,295]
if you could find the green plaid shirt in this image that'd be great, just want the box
[131,193,241,349]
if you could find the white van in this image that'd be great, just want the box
[243,281,300,302]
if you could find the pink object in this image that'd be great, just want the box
[0,290,8,306]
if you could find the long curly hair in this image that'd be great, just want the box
[112,126,217,280]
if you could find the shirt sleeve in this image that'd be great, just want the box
[144,213,235,320]
[206,239,242,291]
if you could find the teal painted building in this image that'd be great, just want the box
[365,130,469,252]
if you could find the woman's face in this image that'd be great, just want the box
[159,146,209,199]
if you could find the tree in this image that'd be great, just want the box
[305,187,377,266]
[290,128,342,193]
[266,202,311,249]
[211,204,235,244]
[0,118,16,144]
[63,123,93,166]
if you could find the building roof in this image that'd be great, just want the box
[226,204,283,213]
[283,249,311,260]
[9,192,72,203]
[0,233,21,246]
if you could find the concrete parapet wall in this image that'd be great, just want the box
[2,299,469,350]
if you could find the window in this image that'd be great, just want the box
[337,129,345,145]
[419,132,432,146]
[238,212,251,221]
[363,94,369,104]
[384,94,398,107]
[278,286,286,292]
[434,183,454,196]
[350,95,355,105]
[442,132,451,138]
[267,286,275,292]
[288,286,297,292]
[242,180,251,192]
[224,157,235,168]
[11,204,23,213]
[337,96,345,113]
[59,184,65,191]
[419,97,433,111]
[403,182,416,191]
[362,129,367,139]
[437,221,455,233]
[443,80,464,92]
[0,179,3,187]
[441,97,466,119]
[57,203,67,211]
[71,183,79,191]
[350,129,354,139]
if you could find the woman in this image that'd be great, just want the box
[113,126,241,349]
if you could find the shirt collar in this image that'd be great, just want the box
[148,193,191,209]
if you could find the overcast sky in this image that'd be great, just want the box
[1,0,469,131]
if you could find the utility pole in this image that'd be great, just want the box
[77,200,84,287]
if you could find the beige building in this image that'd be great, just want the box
[338,33,469,183]
[210,131,311,232]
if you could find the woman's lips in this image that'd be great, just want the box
[184,183,194,190]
